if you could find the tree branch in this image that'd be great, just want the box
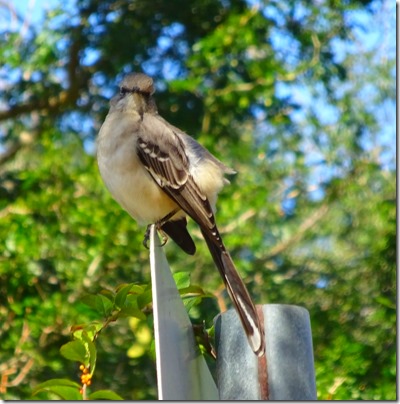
[0,22,84,123]
[0,26,86,166]
[259,203,329,263]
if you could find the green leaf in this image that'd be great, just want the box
[83,321,104,340]
[119,306,146,320]
[129,284,146,294]
[60,340,87,364]
[179,285,208,297]
[32,379,82,400]
[118,293,146,319]
[375,295,395,309]
[173,271,191,289]
[82,294,114,317]
[89,389,124,400]
[115,283,134,309]
[71,321,103,341]
[99,289,115,302]
[97,295,115,317]
[33,378,81,389]
[81,332,97,375]
[137,287,152,309]
[182,296,203,313]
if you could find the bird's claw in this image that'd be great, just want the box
[143,225,151,249]
[142,224,168,249]
[159,230,168,246]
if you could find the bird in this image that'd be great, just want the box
[96,72,265,356]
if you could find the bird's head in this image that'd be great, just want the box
[110,73,157,115]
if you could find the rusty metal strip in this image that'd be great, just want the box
[257,305,269,400]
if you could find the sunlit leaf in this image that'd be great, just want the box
[32,379,82,400]
[89,390,124,400]
[60,341,88,364]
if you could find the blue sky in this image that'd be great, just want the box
[8,0,396,174]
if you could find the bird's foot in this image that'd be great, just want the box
[143,225,151,249]
[142,208,180,249]
[143,225,169,248]
[158,228,168,246]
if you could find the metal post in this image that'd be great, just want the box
[149,225,219,400]
[215,304,317,400]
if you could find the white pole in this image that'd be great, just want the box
[149,225,219,400]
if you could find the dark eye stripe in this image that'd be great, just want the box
[120,85,150,97]
[120,87,130,96]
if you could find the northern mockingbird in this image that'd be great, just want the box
[97,73,265,356]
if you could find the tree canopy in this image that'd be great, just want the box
[0,0,395,400]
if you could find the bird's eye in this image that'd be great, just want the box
[120,87,129,96]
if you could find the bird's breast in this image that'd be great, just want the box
[97,116,181,224]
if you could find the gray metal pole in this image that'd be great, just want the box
[149,225,219,400]
[215,304,317,400]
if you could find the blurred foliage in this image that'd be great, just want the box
[0,0,395,400]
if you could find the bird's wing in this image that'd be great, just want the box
[136,113,218,243]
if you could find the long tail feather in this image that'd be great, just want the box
[201,229,265,356]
